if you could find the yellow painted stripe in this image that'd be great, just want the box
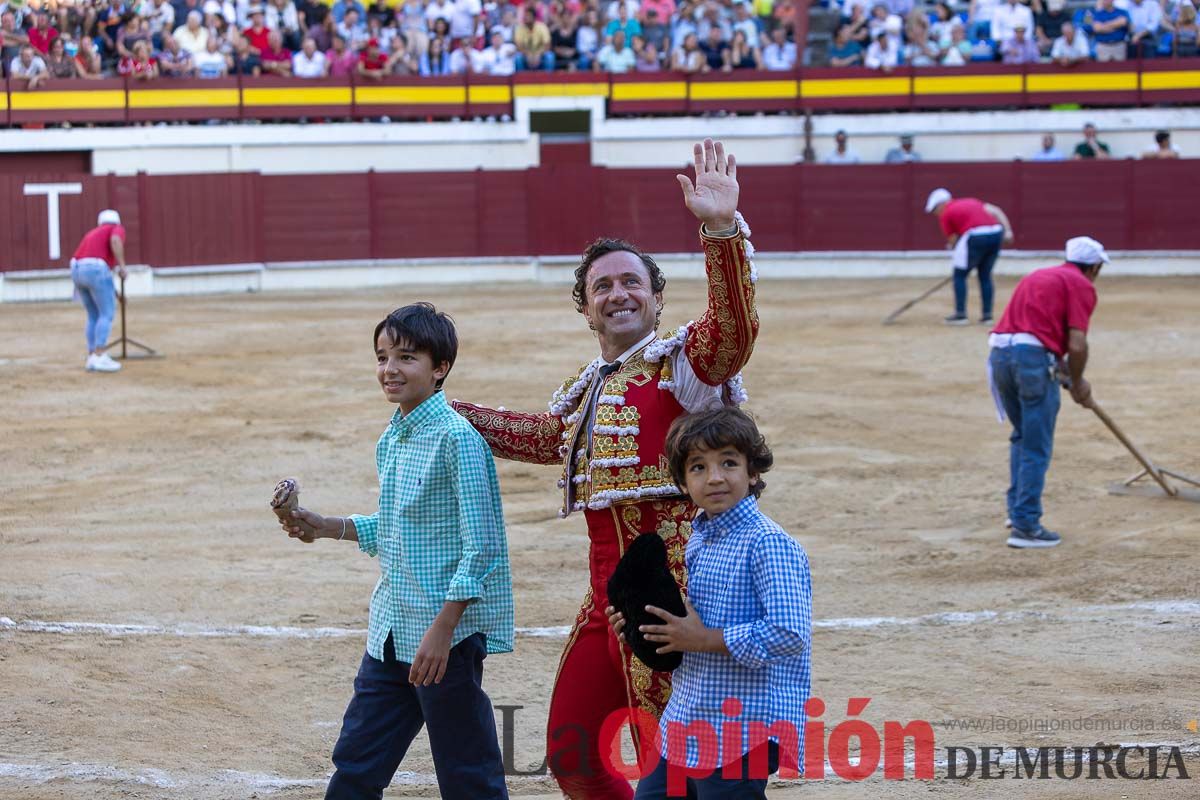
[10,90,124,110]
[242,87,352,106]
[611,81,688,101]
[513,82,610,98]
[355,85,467,104]
[0,94,6,111]
[1141,69,1200,90]
[800,77,910,98]
[1026,72,1137,92]
[913,74,1023,95]
[690,80,797,100]
[468,85,512,103]
[128,88,240,108]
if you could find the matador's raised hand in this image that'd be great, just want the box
[676,138,739,232]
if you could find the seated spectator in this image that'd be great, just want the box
[642,8,670,54]
[366,0,394,28]
[267,0,303,50]
[1126,0,1160,58]
[696,2,732,42]
[1030,132,1066,161]
[607,0,639,18]
[597,28,636,71]
[515,5,553,70]
[1143,129,1179,159]
[46,35,77,78]
[671,31,704,71]
[731,2,759,43]
[331,0,366,25]
[356,35,386,77]
[447,0,481,41]
[698,26,727,71]
[148,0,177,50]
[864,29,899,69]
[1170,2,1199,56]
[292,35,326,75]
[824,129,861,164]
[866,2,901,39]
[117,16,153,60]
[429,17,451,45]
[549,4,580,70]
[604,1,642,43]
[475,29,517,74]
[298,0,330,31]
[1,11,28,74]
[422,0,454,28]
[635,39,662,69]
[1073,122,1111,159]
[1051,20,1089,64]
[158,32,196,76]
[448,35,475,72]
[884,133,921,162]
[670,0,699,51]
[940,20,973,64]
[642,0,677,24]
[259,29,292,73]
[174,11,210,55]
[727,28,760,68]
[243,5,271,53]
[574,9,600,68]
[74,35,103,78]
[229,32,263,74]
[119,40,160,79]
[905,9,940,65]
[1035,0,1069,54]
[27,12,57,55]
[420,34,452,74]
[1001,23,1040,61]
[364,16,396,52]
[386,34,416,73]
[309,13,336,51]
[492,6,518,42]
[1083,0,1129,62]
[887,0,915,19]
[930,2,957,44]
[338,7,369,50]
[761,25,796,70]
[991,0,1034,48]
[842,5,871,46]
[10,43,48,88]
[967,0,999,40]
[829,24,863,66]
[193,35,230,76]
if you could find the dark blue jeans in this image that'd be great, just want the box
[325,633,508,800]
[989,345,1060,532]
[953,230,1003,317]
[633,742,780,799]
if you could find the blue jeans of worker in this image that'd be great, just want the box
[989,345,1060,532]
[633,742,780,799]
[953,230,1003,318]
[325,633,508,800]
[70,258,116,352]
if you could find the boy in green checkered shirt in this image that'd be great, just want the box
[279,302,513,800]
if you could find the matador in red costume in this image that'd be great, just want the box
[453,139,758,799]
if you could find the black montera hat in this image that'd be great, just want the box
[606,533,686,672]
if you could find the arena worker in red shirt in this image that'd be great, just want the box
[452,139,758,799]
[71,209,129,374]
[925,187,1015,325]
[987,236,1107,549]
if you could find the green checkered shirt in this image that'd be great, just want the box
[349,391,513,663]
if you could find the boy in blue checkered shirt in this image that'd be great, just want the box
[279,302,513,800]
[608,407,812,799]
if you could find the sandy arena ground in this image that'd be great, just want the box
[1,274,1198,799]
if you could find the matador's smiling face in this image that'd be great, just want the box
[581,251,663,355]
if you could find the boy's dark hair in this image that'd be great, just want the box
[572,238,667,316]
[665,407,773,499]
[373,302,458,390]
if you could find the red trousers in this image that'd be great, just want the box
[545,499,692,799]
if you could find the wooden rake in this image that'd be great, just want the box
[1090,399,1200,502]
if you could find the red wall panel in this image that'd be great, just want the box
[527,164,603,256]
[373,171,479,258]
[796,164,910,250]
[260,174,371,263]
[138,173,259,267]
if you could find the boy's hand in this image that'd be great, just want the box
[640,597,728,655]
[605,605,626,642]
[410,623,453,686]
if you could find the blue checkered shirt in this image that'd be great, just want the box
[660,494,812,769]
[349,391,513,664]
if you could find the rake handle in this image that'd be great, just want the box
[1089,399,1177,497]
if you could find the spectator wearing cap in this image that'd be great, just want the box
[1035,0,1070,54]
[515,5,554,70]
[1143,130,1180,159]
[597,27,636,71]
[173,10,210,54]
[243,5,270,53]
[761,25,796,70]
[356,36,387,77]
[991,0,1034,49]
[824,130,861,164]
[1126,0,1161,58]
[1082,0,1129,61]
[828,24,863,65]
[1050,19,1089,64]
[885,133,921,162]
[926,187,1013,324]
[1073,122,1111,159]
[1001,22,1040,61]
[1030,132,1066,161]
[291,34,326,75]
[987,236,1109,549]
[865,28,901,70]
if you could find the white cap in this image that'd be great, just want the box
[97,209,121,226]
[1065,236,1110,266]
[925,188,952,213]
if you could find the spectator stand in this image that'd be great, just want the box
[7,76,126,126]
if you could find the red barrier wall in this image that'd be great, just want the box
[3,161,1198,272]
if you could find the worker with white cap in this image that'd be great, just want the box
[70,209,128,373]
[986,236,1109,548]
[925,187,1014,325]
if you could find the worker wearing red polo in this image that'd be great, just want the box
[987,236,1107,549]
[71,209,128,373]
[925,188,1014,325]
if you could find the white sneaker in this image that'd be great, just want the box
[90,353,122,373]
[85,354,98,371]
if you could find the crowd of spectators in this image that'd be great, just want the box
[0,0,807,85]
[823,0,1200,71]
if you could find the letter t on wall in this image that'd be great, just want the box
[23,182,84,261]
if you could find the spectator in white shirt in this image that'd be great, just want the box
[193,35,229,77]
[1050,20,1090,64]
[9,44,47,88]
[865,29,900,68]
[449,0,481,40]
[449,36,475,72]
[292,35,327,75]
[1126,0,1161,57]
[148,0,177,43]
[595,27,636,71]
[761,26,796,70]
[267,0,303,50]
[824,130,862,164]
[991,0,1034,45]
[173,11,210,56]
[423,0,455,26]
[967,0,1000,39]
[1030,132,1066,161]
[475,30,517,74]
